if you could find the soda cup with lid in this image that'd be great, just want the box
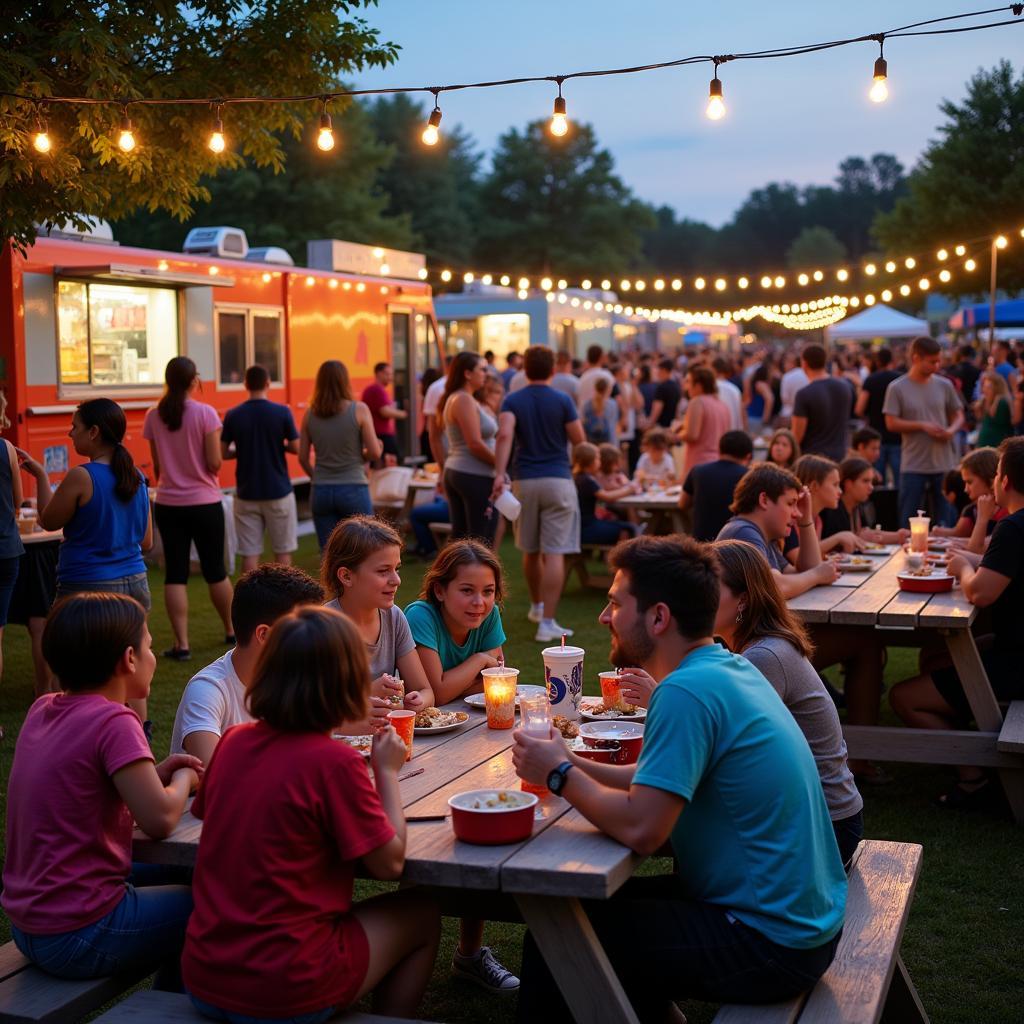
[542,642,585,721]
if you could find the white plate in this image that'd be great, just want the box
[463,684,546,709]
[414,712,470,734]
[332,734,372,757]
[579,700,647,722]
[835,560,874,572]
[859,543,896,555]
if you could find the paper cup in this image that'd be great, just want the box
[387,709,415,761]
[493,489,522,522]
[542,645,585,721]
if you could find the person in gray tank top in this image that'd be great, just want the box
[711,539,864,869]
[437,354,498,545]
[298,360,382,549]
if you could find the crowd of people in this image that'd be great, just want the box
[2,329,1024,1021]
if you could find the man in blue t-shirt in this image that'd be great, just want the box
[512,535,846,1019]
[221,364,299,572]
[493,346,585,643]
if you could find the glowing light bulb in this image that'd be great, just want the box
[601,279,612,290]
[865,263,876,276]
[208,115,226,154]
[440,269,452,282]
[884,260,896,273]
[813,270,824,282]
[500,275,510,286]
[939,269,952,283]
[774,275,785,288]
[837,268,849,282]
[635,280,645,291]
[418,268,429,280]
[550,96,568,137]
[937,249,948,261]
[738,277,749,289]
[316,103,335,151]
[919,278,930,290]
[33,126,51,153]
[558,278,569,290]
[899,285,911,296]
[422,106,442,146]
[541,277,553,292]
[881,289,893,302]
[714,278,727,291]
[964,258,977,272]
[995,235,1008,250]
[654,279,665,291]
[869,56,889,104]
[518,277,530,289]
[706,75,726,120]
[954,244,966,256]
[117,111,136,153]
[760,275,772,288]
[865,294,876,305]
[904,257,916,269]
[798,273,809,286]
[695,277,706,290]
[463,272,474,284]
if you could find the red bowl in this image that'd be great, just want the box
[897,572,954,593]
[579,722,645,764]
[448,789,538,845]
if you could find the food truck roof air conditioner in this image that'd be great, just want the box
[182,226,249,258]
[245,246,295,266]
[36,216,116,244]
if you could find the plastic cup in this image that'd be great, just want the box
[482,667,519,729]
[909,514,930,554]
[518,692,552,797]
[598,671,625,711]
[387,709,415,761]
[493,489,522,522]
[542,645,585,721]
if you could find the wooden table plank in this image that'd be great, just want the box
[501,808,642,899]
[875,588,929,628]
[828,552,906,625]
[787,586,853,624]
[401,748,573,889]
[915,589,976,629]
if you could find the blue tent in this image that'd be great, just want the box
[949,299,1024,329]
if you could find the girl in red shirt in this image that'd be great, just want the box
[182,606,440,1022]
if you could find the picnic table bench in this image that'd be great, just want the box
[788,546,1024,822]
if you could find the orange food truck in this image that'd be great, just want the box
[0,222,443,490]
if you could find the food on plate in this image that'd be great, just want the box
[903,566,949,578]
[590,700,639,717]
[567,737,618,752]
[335,735,372,756]
[860,541,887,551]
[414,707,465,729]
[470,791,530,810]
[553,715,579,740]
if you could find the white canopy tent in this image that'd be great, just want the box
[825,303,929,342]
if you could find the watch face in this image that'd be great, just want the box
[547,767,564,794]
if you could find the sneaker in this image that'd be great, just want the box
[162,646,192,661]
[534,620,574,642]
[527,603,544,624]
[452,946,519,994]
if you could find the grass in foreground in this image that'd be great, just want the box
[0,535,1021,1022]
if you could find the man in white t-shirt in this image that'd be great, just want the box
[576,344,615,412]
[423,368,448,463]
[779,352,809,421]
[712,356,745,431]
[169,564,324,762]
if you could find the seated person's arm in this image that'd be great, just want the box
[595,482,637,502]
[114,756,200,839]
[954,556,1009,608]
[183,730,220,767]
[933,515,972,538]
[819,530,863,554]
[396,647,435,710]
[774,563,836,598]
[414,644,500,706]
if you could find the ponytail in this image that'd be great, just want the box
[76,398,141,502]
[158,356,198,432]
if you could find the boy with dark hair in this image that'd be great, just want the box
[792,344,854,462]
[680,430,753,541]
[222,364,300,572]
[512,535,846,1018]
[170,564,324,763]
[717,464,838,598]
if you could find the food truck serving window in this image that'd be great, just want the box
[57,280,179,388]
[216,307,284,386]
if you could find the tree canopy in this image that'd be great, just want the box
[873,60,1024,294]
[0,0,398,251]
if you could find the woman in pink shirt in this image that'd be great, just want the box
[679,365,733,478]
[2,593,201,986]
[144,357,234,661]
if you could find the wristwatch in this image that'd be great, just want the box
[547,760,574,795]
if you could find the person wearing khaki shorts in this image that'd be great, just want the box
[492,346,586,642]
[234,493,298,570]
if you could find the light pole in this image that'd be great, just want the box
[989,237,998,350]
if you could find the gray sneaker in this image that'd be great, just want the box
[451,946,520,993]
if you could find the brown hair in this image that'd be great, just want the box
[998,436,1024,494]
[960,446,999,486]
[794,453,838,487]
[310,359,352,418]
[321,515,404,600]
[910,335,940,359]
[247,606,369,732]
[157,356,198,431]
[642,427,671,451]
[767,428,801,468]
[730,463,801,515]
[598,442,621,474]
[687,365,717,395]
[572,442,599,471]
[42,592,147,691]
[838,456,874,487]
[418,539,504,607]
[712,540,812,658]
[524,345,555,381]
[438,351,483,426]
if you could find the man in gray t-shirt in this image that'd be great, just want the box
[882,336,964,528]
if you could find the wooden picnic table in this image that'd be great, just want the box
[133,701,645,1024]
[788,546,1024,822]
[618,488,686,534]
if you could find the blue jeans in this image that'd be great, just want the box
[898,471,955,529]
[409,497,449,554]
[190,994,335,1024]
[11,864,192,989]
[873,443,901,489]
[56,572,152,612]
[311,483,372,549]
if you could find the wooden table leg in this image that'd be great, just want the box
[880,954,930,1024]
[516,894,640,1024]
[944,629,1024,823]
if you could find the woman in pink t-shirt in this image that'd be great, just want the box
[1,593,201,985]
[183,606,440,1021]
[144,357,234,661]
[679,365,733,478]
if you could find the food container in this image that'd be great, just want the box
[570,739,622,764]
[580,721,645,764]
[448,789,539,845]
[897,571,954,594]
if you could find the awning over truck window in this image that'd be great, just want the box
[54,263,236,288]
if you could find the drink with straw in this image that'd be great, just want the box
[599,669,627,712]
[542,637,585,721]
[518,691,552,797]
[909,510,930,554]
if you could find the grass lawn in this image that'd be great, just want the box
[1,533,1021,1023]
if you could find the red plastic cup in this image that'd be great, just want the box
[599,671,624,710]
[387,709,415,761]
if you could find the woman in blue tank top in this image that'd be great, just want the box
[22,399,152,716]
